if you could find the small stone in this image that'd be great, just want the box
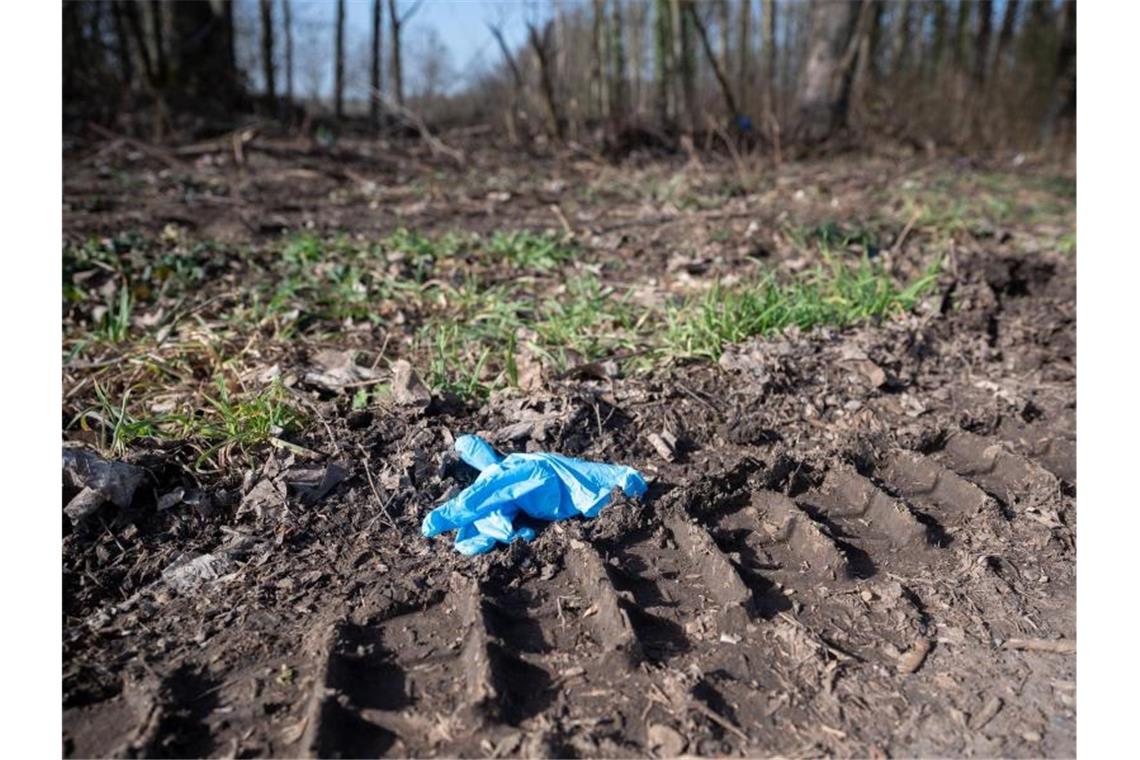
[647,724,687,758]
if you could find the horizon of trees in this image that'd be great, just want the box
[63,0,1075,153]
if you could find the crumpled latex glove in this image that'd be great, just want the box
[422,435,648,555]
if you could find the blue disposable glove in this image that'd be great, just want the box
[422,435,648,555]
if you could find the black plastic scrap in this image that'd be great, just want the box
[62,447,146,524]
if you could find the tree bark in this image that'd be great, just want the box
[974,0,992,84]
[843,0,875,125]
[110,1,134,86]
[688,1,739,118]
[371,0,383,126]
[928,0,947,79]
[737,0,751,111]
[1041,0,1075,144]
[717,0,731,80]
[796,0,860,142]
[867,0,884,82]
[890,0,910,78]
[994,0,1019,75]
[763,0,776,124]
[488,22,524,141]
[169,1,238,99]
[388,0,404,106]
[654,0,674,129]
[529,22,565,139]
[335,0,345,117]
[222,0,236,77]
[952,0,971,73]
[609,0,629,123]
[629,0,646,116]
[676,0,698,134]
[489,24,524,92]
[283,0,294,103]
[259,0,276,106]
[63,2,89,96]
[141,1,167,86]
[122,1,156,87]
[592,0,609,121]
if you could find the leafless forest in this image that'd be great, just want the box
[64,0,1074,154]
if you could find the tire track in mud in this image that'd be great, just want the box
[932,430,1060,507]
[992,416,1076,484]
[288,414,1072,757]
[298,546,654,757]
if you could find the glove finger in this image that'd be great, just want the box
[472,506,520,542]
[455,434,503,472]
[454,523,499,556]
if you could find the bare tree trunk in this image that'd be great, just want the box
[993,0,1019,76]
[688,1,738,118]
[851,1,881,120]
[763,0,776,126]
[110,1,134,86]
[489,24,524,92]
[928,0,947,80]
[529,22,565,140]
[654,0,674,129]
[489,22,524,140]
[335,0,345,117]
[158,2,174,82]
[952,0,971,74]
[122,1,156,87]
[737,0,752,112]
[890,0,910,78]
[609,0,629,123]
[1041,0,1075,145]
[841,0,875,128]
[283,0,294,103]
[717,0,730,79]
[796,0,861,143]
[259,0,276,106]
[676,0,698,134]
[371,0,383,126]
[170,1,238,99]
[592,0,609,121]
[867,0,884,82]
[222,0,236,77]
[554,0,567,116]
[908,0,927,75]
[141,1,167,86]
[387,0,419,107]
[629,0,646,117]
[63,2,89,96]
[1019,0,1056,128]
[974,0,992,85]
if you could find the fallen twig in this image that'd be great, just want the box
[86,122,190,171]
[1003,638,1075,654]
[376,90,466,167]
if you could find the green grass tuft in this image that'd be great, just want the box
[663,256,940,360]
[487,231,575,270]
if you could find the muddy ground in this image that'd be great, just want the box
[62,133,1075,758]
